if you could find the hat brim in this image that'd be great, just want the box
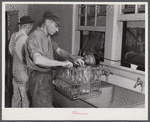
[18,20,35,24]
[55,21,64,27]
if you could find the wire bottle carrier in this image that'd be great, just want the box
[53,66,103,100]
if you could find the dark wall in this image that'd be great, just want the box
[28,4,73,53]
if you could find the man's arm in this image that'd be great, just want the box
[55,48,74,62]
[32,53,73,68]
[15,35,28,62]
[9,33,16,55]
[55,47,85,66]
[27,36,73,68]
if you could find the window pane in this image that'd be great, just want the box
[122,4,145,14]
[87,5,95,26]
[78,5,107,26]
[97,5,106,16]
[138,5,145,13]
[78,4,85,26]
[96,5,106,26]
[122,5,135,14]
[79,31,105,64]
[121,21,145,71]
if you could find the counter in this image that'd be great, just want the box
[53,81,145,108]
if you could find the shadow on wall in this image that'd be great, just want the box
[28,4,62,35]
[28,4,73,53]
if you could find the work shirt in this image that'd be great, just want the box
[25,27,58,72]
[9,29,28,83]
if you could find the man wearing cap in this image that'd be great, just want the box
[25,11,84,107]
[9,15,34,107]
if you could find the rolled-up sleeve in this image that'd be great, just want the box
[27,36,43,59]
[51,40,58,52]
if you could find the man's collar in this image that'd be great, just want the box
[37,26,48,37]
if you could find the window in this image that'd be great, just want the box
[120,4,145,71]
[79,31,105,63]
[78,5,106,26]
[76,4,106,65]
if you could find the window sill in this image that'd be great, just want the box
[118,13,145,21]
[100,62,145,76]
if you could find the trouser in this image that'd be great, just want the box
[11,78,22,107]
[11,77,29,108]
[28,70,53,107]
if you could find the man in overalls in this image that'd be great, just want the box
[9,16,34,107]
[25,11,84,107]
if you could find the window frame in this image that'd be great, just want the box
[72,4,106,55]
[104,4,145,70]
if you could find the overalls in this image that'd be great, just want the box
[9,31,29,107]
[27,69,53,107]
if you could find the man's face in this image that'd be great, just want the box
[25,23,33,35]
[47,20,59,35]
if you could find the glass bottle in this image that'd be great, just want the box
[80,70,87,94]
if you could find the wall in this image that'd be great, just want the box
[5,4,73,53]
[28,4,73,53]
[5,4,28,20]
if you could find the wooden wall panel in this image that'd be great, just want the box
[5,11,19,107]
[5,4,28,19]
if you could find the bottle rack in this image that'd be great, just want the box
[54,66,103,100]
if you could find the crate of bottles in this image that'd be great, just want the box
[53,66,103,100]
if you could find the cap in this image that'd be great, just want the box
[43,11,62,26]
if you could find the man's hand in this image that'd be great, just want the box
[62,61,73,68]
[74,58,85,66]
[55,48,85,66]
